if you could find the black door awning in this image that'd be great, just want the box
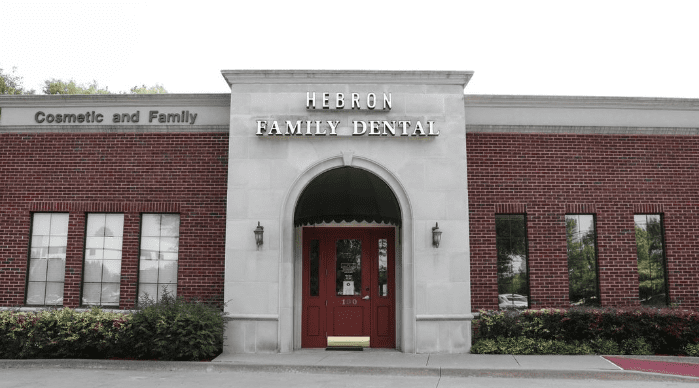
[294,167,401,227]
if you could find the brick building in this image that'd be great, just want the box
[1,71,698,354]
[0,94,230,310]
[465,95,699,312]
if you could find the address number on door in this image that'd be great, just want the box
[341,299,358,305]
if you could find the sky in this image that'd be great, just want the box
[2,0,699,98]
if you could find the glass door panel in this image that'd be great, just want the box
[336,239,362,296]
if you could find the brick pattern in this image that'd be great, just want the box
[495,203,526,214]
[0,133,228,309]
[468,133,699,310]
[633,204,664,214]
[565,204,597,214]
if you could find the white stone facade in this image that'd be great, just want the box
[222,70,474,354]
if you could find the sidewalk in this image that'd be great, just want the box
[210,350,699,382]
[1,351,698,383]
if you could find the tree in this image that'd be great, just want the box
[3,67,169,96]
[0,67,35,119]
[42,79,167,95]
[635,217,666,305]
[129,84,167,94]
[42,79,110,95]
[0,67,35,95]
[496,215,529,297]
[566,217,599,306]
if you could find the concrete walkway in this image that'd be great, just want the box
[209,350,699,382]
[2,351,699,383]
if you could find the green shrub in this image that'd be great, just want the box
[620,337,653,355]
[0,308,131,359]
[470,338,499,354]
[589,338,620,354]
[470,337,595,355]
[684,343,699,357]
[127,291,225,361]
[0,293,224,360]
[471,319,481,340]
[476,309,526,339]
[470,337,534,354]
[540,340,593,355]
[475,307,699,355]
[499,337,537,354]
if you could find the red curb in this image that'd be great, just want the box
[604,356,699,378]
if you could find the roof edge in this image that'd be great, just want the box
[0,93,231,107]
[465,94,699,110]
[221,70,473,87]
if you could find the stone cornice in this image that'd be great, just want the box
[466,124,699,136]
[0,125,229,134]
[221,70,474,87]
[465,94,699,111]
[0,93,231,108]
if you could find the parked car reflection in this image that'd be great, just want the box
[498,293,528,309]
[641,293,666,306]
[570,295,599,306]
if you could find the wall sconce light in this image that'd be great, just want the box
[254,221,264,249]
[432,222,442,248]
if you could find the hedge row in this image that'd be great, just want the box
[471,336,654,355]
[472,307,699,355]
[0,294,224,360]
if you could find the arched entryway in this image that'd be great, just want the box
[295,167,400,348]
[279,154,414,352]
[294,166,401,227]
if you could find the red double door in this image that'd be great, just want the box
[302,227,395,348]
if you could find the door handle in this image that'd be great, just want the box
[363,295,370,300]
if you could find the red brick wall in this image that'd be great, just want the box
[468,132,699,310]
[0,132,228,309]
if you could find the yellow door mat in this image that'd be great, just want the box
[326,336,369,350]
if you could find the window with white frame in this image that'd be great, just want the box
[82,213,124,306]
[27,213,69,305]
[138,213,180,301]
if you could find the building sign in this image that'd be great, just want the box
[33,110,199,124]
[255,92,439,137]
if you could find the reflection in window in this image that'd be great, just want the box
[495,215,529,309]
[310,240,319,296]
[139,214,180,301]
[336,239,361,296]
[566,214,599,306]
[27,213,69,305]
[83,213,124,306]
[378,239,388,297]
[635,214,667,306]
